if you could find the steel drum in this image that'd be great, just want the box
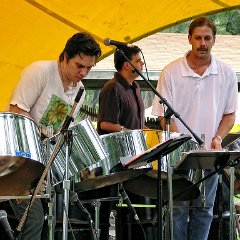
[123,129,201,201]
[143,129,200,176]
[0,112,45,196]
[100,130,148,171]
[74,129,152,192]
[46,118,110,186]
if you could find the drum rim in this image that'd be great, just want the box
[0,111,38,126]
[100,129,144,138]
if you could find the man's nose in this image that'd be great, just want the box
[81,67,89,76]
[200,38,206,46]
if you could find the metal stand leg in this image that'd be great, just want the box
[167,159,173,240]
[62,179,70,240]
[93,200,101,240]
[45,125,55,240]
[157,155,163,240]
[217,173,223,240]
[62,130,72,240]
[229,166,236,240]
[47,197,54,240]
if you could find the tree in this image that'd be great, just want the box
[163,9,240,35]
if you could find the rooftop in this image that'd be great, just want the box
[84,32,240,88]
[96,32,240,72]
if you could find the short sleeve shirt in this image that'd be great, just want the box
[152,52,238,149]
[97,72,145,135]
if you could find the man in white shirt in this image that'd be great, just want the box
[9,32,101,240]
[152,17,238,240]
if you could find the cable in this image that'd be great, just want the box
[119,186,146,240]
[70,191,96,240]
[140,49,150,81]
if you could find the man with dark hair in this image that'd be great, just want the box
[97,46,145,239]
[152,17,238,239]
[97,46,145,134]
[9,32,101,240]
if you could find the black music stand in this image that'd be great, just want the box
[173,150,240,240]
[123,134,191,239]
[174,150,239,170]
[124,134,191,168]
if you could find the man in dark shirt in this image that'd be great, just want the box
[97,45,146,239]
[97,45,145,134]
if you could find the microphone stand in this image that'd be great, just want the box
[16,87,84,240]
[116,48,203,240]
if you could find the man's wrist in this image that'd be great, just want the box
[213,135,222,143]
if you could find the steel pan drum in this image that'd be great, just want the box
[46,118,110,185]
[143,129,199,175]
[74,130,152,192]
[123,129,200,201]
[100,130,148,171]
[0,112,45,196]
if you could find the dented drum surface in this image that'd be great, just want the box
[46,118,110,185]
[100,130,148,171]
[0,112,45,195]
[123,129,200,201]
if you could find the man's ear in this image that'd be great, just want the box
[123,61,130,71]
[188,34,192,45]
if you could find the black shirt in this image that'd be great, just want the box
[97,72,145,135]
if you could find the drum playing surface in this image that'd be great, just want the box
[74,167,152,192]
[123,172,200,201]
[0,157,45,196]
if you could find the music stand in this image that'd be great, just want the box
[173,150,240,240]
[123,134,191,239]
[124,134,191,168]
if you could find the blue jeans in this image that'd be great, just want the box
[10,198,47,240]
[173,170,218,240]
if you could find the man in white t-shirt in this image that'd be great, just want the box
[8,32,101,240]
[152,17,238,240]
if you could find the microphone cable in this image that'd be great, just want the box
[140,49,150,82]
[119,186,146,240]
[69,191,96,240]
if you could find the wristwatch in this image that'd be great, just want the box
[120,126,124,132]
[213,135,222,143]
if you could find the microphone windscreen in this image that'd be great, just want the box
[104,38,111,46]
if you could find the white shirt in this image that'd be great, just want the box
[152,52,238,149]
[9,61,85,131]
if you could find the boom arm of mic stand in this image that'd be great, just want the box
[116,49,203,146]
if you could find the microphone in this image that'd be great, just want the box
[104,38,135,48]
[119,187,140,223]
[0,210,15,240]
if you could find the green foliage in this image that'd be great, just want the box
[163,9,240,35]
